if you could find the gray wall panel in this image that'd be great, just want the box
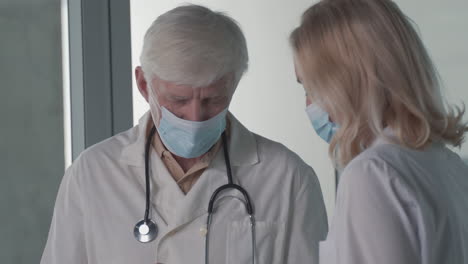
[0,1,64,263]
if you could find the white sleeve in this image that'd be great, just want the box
[40,165,87,264]
[322,158,420,264]
[286,166,329,264]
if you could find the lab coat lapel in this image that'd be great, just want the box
[226,112,259,167]
[120,112,180,228]
[120,112,150,167]
[170,152,227,228]
[150,147,186,225]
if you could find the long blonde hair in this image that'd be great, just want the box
[290,0,467,168]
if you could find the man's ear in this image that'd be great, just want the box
[135,66,149,102]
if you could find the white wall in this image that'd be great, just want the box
[394,0,468,160]
[130,0,468,222]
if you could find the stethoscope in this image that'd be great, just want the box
[133,126,256,264]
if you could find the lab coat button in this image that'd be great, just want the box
[200,226,208,236]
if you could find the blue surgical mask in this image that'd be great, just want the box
[156,106,227,158]
[305,103,339,143]
[147,83,227,158]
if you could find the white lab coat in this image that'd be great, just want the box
[41,112,328,264]
[320,133,468,264]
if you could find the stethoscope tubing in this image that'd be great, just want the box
[144,126,157,223]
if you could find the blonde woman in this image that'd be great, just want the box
[290,0,468,263]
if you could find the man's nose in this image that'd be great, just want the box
[185,100,205,122]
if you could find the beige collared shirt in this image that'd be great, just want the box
[152,130,222,194]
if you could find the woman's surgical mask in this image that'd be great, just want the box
[147,84,227,158]
[305,103,339,143]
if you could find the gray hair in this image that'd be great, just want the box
[140,4,249,89]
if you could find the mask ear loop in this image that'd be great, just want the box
[147,82,163,127]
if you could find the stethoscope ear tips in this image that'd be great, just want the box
[134,219,158,243]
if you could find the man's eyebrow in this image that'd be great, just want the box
[168,94,190,100]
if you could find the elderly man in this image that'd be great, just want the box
[41,4,327,264]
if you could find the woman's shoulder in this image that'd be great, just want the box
[338,142,418,206]
[343,141,403,177]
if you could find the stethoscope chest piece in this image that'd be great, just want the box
[134,219,158,243]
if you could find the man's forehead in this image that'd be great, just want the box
[158,77,230,96]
